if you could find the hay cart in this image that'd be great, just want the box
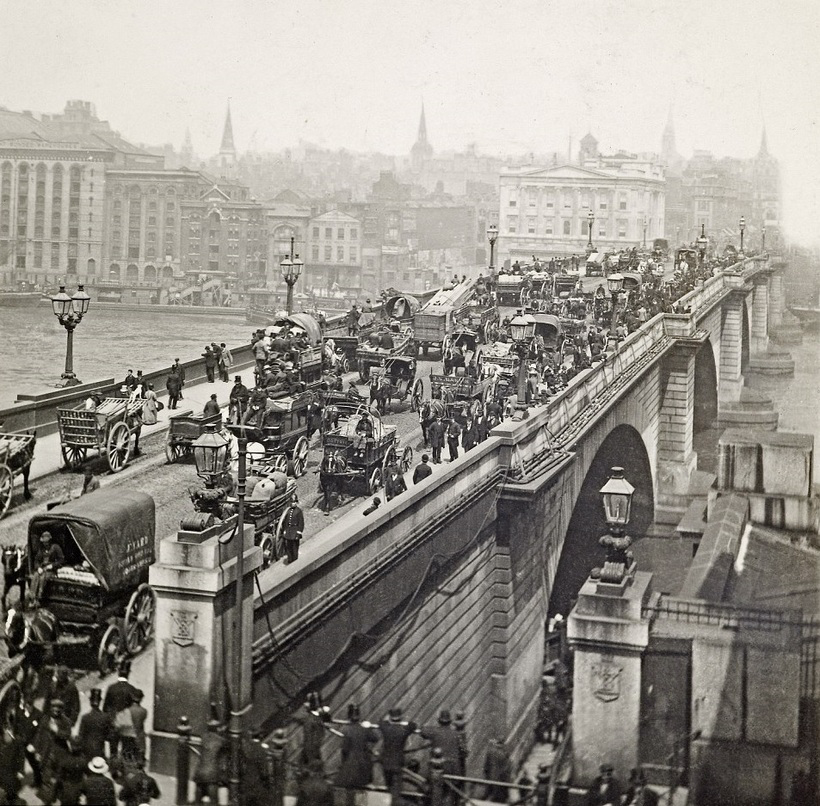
[0,431,36,519]
[57,397,143,473]
[19,490,156,675]
[165,410,223,463]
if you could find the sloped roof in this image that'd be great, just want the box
[0,109,51,141]
[310,209,361,223]
[506,163,617,180]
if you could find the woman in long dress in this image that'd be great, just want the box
[142,382,159,425]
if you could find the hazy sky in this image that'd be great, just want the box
[2,0,819,243]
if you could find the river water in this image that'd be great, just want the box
[0,303,253,409]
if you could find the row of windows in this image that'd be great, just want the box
[311,226,359,240]
[507,218,635,238]
[310,245,359,262]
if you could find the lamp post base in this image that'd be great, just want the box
[58,373,81,387]
[511,403,529,421]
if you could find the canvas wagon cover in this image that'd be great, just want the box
[383,295,421,319]
[27,489,155,592]
[532,313,561,338]
[273,313,323,346]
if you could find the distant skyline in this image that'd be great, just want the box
[2,0,818,243]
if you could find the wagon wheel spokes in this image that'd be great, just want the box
[106,422,131,473]
[259,534,275,570]
[124,584,156,655]
[411,378,424,412]
[0,464,13,520]
[357,360,368,383]
[292,436,310,478]
[369,467,383,495]
[61,445,87,471]
[0,680,22,734]
[382,445,396,476]
[341,356,350,374]
[165,437,187,464]
[400,445,414,474]
[97,623,123,677]
[270,454,289,475]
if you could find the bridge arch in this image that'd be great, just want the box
[548,424,655,618]
[694,341,718,436]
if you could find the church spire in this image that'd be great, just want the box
[758,125,769,158]
[410,102,433,171]
[417,103,428,145]
[220,102,236,157]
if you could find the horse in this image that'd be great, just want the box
[2,546,27,611]
[4,606,59,706]
[322,405,341,434]
[369,374,390,415]
[419,399,446,446]
[319,450,348,511]
[306,399,324,442]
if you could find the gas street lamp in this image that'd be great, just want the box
[606,272,624,335]
[509,309,535,419]
[280,235,303,315]
[587,209,595,252]
[487,224,498,272]
[642,217,648,249]
[597,466,635,584]
[761,224,766,254]
[192,427,249,806]
[738,216,746,255]
[50,284,91,386]
[696,223,708,266]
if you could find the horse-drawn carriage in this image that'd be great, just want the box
[356,326,416,381]
[57,396,143,473]
[495,272,527,307]
[429,370,496,419]
[319,410,412,506]
[165,410,223,463]
[413,279,478,357]
[0,430,36,519]
[226,390,315,477]
[368,356,423,414]
[4,490,156,676]
[261,313,326,390]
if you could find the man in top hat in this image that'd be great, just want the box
[378,707,418,799]
[281,495,304,564]
[295,692,331,770]
[586,763,623,806]
[334,704,379,804]
[427,414,445,464]
[102,660,141,759]
[82,756,117,806]
[28,531,64,605]
[78,688,112,762]
[229,375,250,423]
[421,710,462,784]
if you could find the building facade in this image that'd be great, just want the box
[306,210,363,295]
[497,159,666,264]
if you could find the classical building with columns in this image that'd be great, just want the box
[498,146,665,264]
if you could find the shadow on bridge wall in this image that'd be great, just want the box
[694,340,719,436]
[548,424,655,619]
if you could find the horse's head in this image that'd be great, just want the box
[4,607,27,655]
[2,546,25,575]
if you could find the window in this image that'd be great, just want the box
[337,246,344,261]
[697,199,709,211]
[598,223,606,237]
[528,191,537,208]
[209,244,219,255]
[349,246,357,262]
[528,218,536,234]
[619,194,627,211]
[350,228,358,240]
[312,245,319,260]
[617,220,627,238]
[325,228,332,239]
[128,246,140,258]
[34,242,42,268]
[366,257,375,268]
[582,221,590,236]
[563,220,571,236]
[600,199,608,210]
[165,216,174,227]
[337,228,345,239]
[545,222,553,235]
[324,245,331,261]
[313,226,319,238]
[508,199,517,207]
[563,193,573,210]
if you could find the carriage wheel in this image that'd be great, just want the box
[259,534,276,570]
[368,467,383,494]
[165,437,186,464]
[291,436,310,477]
[470,398,483,419]
[358,360,368,383]
[475,350,484,374]
[400,445,414,473]
[0,679,22,733]
[124,584,157,655]
[0,464,13,520]
[106,422,132,473]
[520,288,530,306]
[441,335,450,357]
[411,379,424,412]
[61,444,87,470]
[341,356,350,374]
[97,623,123,677]
[382,445,396,476]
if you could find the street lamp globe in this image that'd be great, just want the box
[606,272,624,294]
[509,309,530,342]
[279,255,294,283]
[71,284,91,317]
[600,467,635,529]
[51,286,73,318]
[487,224,498,243]
[192,425,231,486]
[292,254,304,281]
[523,311,537,339]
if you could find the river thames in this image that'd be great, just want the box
[0,303,252,408]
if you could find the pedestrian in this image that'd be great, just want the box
[82,756,117,806]
[446,417,462,462]
[129,688,148,764]
[297,760,335,806]
[240,733,271,806]
[462,417,478,451]
[384,460,407,501]
[56,740,87,806]
[229,375,250,423]
[202,345,217,382]
[586,763,623,806]
[32,699,72,804]
[193,719,228,804]
[295,692,331,771]
[281,494,304,564]
[413,453,433,484]
[118,757,161,806]
[623,767,659,806]
[166,369,182,410]
[220,342,233,379]
[44,665,80,727]
[334,704,378,805]
[476,412,490,442]
[123,369,138,391]
[0,724,25,804]
[81,467,100,496]
[203,394,221,418]
[102,661,140,760]
[482,739,512,802]
[172,358,186,399]
[428,415,445,464]
[142,382,159,425]
[421,710,461,804]
[78,688,111,762]
[378,707,418,800]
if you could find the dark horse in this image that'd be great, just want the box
[319,450,348,511]
[4,606,59,708]
[418,399,446,447]
[2,546,26,611]
[369,374,390,415]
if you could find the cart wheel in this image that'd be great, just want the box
[61,445,87,470]
[97,623,123,676]
[382,445,396,476]
[358,360,368,383]
[368,467,383,494]
[482,380,495,404]
[270,454,289,475]
[411,378,424,412]
[164,437,186,464]
[0,463,13,520]
[259,534,275,570]
[291,436,310,477]
[341,356,350,374]
[400,445,414,473]
[124,584,156,654]
[0,679,22,733]
[106,422,132,473]
[470,398,483,419]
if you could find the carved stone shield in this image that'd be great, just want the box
[592,657,622,702]
[170,610,197,647]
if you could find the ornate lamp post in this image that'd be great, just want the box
[587,209,595,252]
[487,224,498,272]
[280,235,303,315]
[761,224,766,254]
[606,272,624,335]
[509,309,535,419]
[192,427,248,806]
[738,216,746,255]
[642,217,648,249]
[696,223,708,268]
[50,284,91,387]
[597,466,635,584]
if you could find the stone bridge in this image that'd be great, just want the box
[151,255,798,774]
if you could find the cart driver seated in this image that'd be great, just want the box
[27,531,65,605]
[378,329,395,350]
[354,412,374,454]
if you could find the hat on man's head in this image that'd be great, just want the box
[117,659,132,678]
[600,763,614,774]
[40,531,52,542]
[89,688,102,704]
[389,707,403,721]
[347,703,360,721]
[438,709,452,726]
[88,757,109,775]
